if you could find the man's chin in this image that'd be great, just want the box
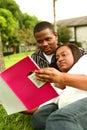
[44,51,53,55]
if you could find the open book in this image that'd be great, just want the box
[0,56,58,115]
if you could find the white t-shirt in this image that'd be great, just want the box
[43,53,54,64]
[58,55,87,108]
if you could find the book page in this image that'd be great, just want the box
[28,72,46,88]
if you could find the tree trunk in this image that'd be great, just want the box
[53,0,57,32]
[13,45,17,54]
[0,32,5,72]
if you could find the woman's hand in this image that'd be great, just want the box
[35,67,63,84]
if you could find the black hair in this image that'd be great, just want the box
[56,43,82,65]
[50,43,82,70]
[33,21,55,36]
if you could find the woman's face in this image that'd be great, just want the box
[56,46,74,72]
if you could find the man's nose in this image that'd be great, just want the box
[42,40,48,46]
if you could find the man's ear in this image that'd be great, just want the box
[54,32,58,41]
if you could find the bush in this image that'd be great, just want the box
[58,26,72,44]
[3,52,13,56]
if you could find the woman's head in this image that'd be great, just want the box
[56,44,82,72]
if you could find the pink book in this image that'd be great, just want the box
[0,56,58,115]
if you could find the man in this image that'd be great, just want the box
[31,21,62,69]
[23,21,61,114]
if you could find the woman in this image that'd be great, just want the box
[32,44,87,130]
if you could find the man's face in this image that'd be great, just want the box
[34,28,58,55]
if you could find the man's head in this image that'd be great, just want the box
[34,21,58,55]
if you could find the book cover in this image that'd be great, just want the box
[0,56,58,115]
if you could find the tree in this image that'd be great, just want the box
[0,32,5,72]
[0,0,22,31]
[17,13,39,50]
[53,0,57,32]
[0,8,19,54]
[0,15,7,71]
[0,0,40,53]
[20,13,39,29]
[58,26,72,43]
[0,0,21,20]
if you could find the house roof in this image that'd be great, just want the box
[57,16,87,27]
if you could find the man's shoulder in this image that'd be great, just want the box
[32,49,40,55]
[79,47,87,55]
[31,50,49,68]
[31,49,46,62]
[31,49,43,57]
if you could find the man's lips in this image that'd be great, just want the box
[44,48,51,52]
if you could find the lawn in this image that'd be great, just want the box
[0,51,35,130]
[4,51,34,68]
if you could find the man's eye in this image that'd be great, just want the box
[45,37,52,41]
[37,40,43,44]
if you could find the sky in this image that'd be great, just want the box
[15,0,87,22]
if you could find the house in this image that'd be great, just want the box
[57,16,87,49]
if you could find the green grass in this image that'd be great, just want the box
[4,51,34,68]
[0,51,35,130]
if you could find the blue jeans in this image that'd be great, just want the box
[32,98,87,130]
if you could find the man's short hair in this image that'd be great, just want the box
[34,21,55,36]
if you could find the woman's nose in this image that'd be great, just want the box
[58,56,63,61]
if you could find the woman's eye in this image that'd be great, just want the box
[62,53,67,57]
[62,54,66,56]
